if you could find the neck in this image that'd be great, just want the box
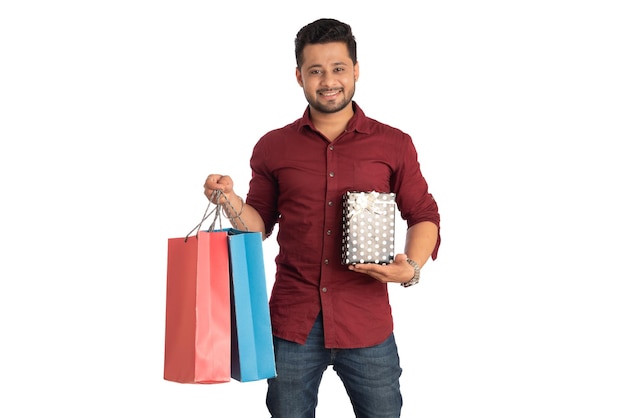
[310,103,354,142]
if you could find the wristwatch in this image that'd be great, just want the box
[401,258,421,287]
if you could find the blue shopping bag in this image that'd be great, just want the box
[225,228,277,382]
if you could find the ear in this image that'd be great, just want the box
[296,67,304,87]
[354,62,359,81]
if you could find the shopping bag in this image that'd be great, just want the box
[226,228,277,382]
[163,204,231,384]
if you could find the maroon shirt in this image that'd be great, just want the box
[246,102,440,348]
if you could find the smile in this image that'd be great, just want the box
[319,89,342,97]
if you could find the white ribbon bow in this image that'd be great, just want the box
[347,191,382,219]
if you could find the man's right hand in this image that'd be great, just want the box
[203,174,235,204]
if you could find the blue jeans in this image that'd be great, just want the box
[266,314,403,418]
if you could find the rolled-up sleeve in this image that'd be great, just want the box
[393,134,441,259]
[246,136,281,238]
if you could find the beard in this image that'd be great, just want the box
[305,86,355,114]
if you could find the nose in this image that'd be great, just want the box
[320,71,336,87]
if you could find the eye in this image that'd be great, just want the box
[334,67,345,73]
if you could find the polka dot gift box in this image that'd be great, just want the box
[341,191,396,265]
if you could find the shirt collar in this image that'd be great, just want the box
[297,101,371,135]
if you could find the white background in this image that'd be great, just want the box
[1,1,625,417]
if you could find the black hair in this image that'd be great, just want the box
[294,18,357,69]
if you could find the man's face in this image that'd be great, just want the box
[296,42,359,114]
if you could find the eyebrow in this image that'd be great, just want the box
[304,61,349,71]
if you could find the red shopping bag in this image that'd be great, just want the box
[163,204,231,384]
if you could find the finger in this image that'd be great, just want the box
[216,175,231,186]
[204,176,225,202]
[392,253,408,264]
[205,174,224,188]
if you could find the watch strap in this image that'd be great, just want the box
[401,258,421,287]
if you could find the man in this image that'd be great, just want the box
[204,18,440,418]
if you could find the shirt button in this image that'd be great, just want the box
[327,230,332,235]
[328,201,333,206]
[329,145,334,151]
[324,259,329,265]
[322,287,328,293]
[329,171,335,177]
